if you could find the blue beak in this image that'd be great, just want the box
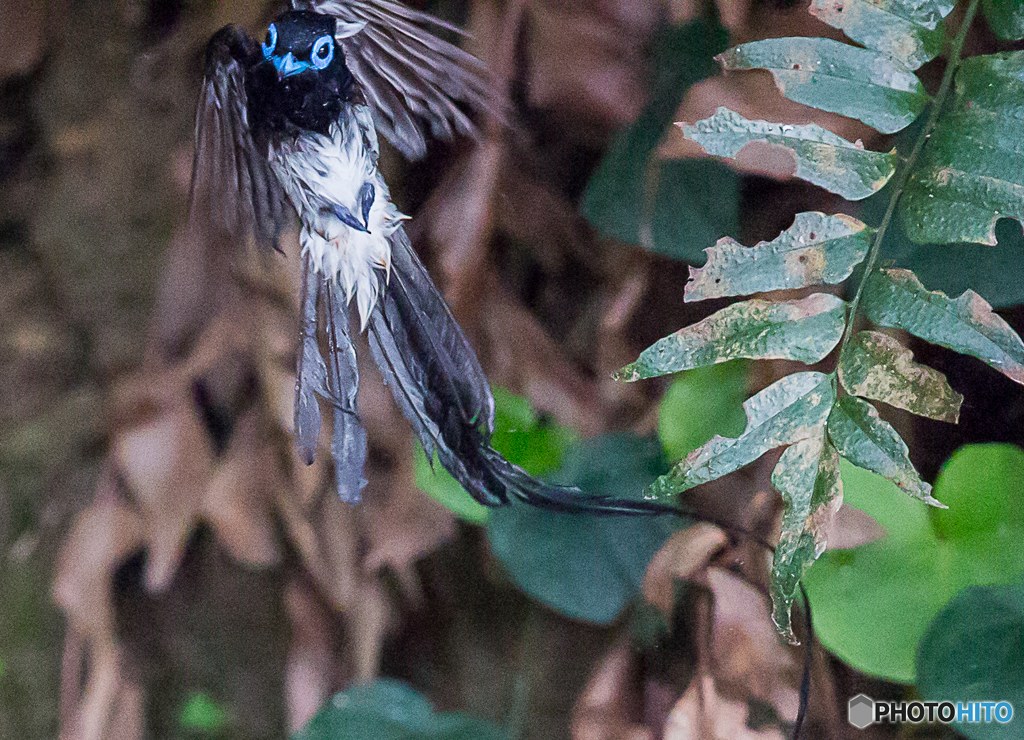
[272,52,312,78]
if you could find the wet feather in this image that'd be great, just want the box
[294,256,327,465]
[323,279,367,502]
[295,0,492,158]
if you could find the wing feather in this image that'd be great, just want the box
[189,25,291,252]
[387,229,494,432]
[294,0,493,159]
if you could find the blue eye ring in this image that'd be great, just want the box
[311,35,334,70]
[262,23,277,59]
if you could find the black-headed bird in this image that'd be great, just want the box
[189,1,668,515]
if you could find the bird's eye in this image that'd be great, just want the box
[311,35,334,70]
[262,23,277,58]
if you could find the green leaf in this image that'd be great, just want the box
[415,389,577,524]
[489,388,577,478]
[866,119,1024,308]
[906,227,1024,309]
[581,21,739,261]
[900,51,1024,244]
[646,161,741,262]
[617,294,846,381]
[719,37,928,133]
[839,330,963,423]
[879,209,1024,310]
[862,268,1024,386]
[179,692,227,733]
[806,462,941,682]
[685,211,871,300]
[415,447,491,525]
[820,0,955,29]
[805,445,1024,682]
[681,108,897,200]
[487,433,678,624]
[658,361,749,460]
[649,371,835,498]
[917,579,1024,739]
[930,443,1024,548]
[770,430,842,642]
[809,0,951,70]
[983,0,1024,40]
[826,395,939,504]
[294,680,506,740]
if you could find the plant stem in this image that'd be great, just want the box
[834,0,981,362]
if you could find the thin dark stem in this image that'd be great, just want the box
[834,0,981,361]
[793,582,813,740]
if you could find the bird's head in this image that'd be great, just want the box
[249,11,358,136]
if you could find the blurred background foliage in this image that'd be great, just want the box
[1,0,1022,739]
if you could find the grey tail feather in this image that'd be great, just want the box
[294,255,326,466]
[294,254,367,503]
[323,278,367,503]
[367,231,675,516]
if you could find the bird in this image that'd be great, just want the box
[188,1,672,516]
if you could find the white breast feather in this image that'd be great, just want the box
[271,105,407,328]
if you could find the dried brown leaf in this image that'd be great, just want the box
[707,568,799,723]
[54,486,146,740]
[285,581,337,732]
[356,339,456,603]
[429,141,502,324]
[526,3,652,134]
[53,500,145,642]
[0,0,45,79]
[277,484,358,610]
[664,674,787,740]
[347,575,394,682]
[667,0,752,32]
[824,502,886,549]
[59,643,140,740]
[111,374,214,592]
[482,275,604,434]
[571,636,652,740]
[641,524,728,621]
[202,411,282,567]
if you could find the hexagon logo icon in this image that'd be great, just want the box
[848,694,875,729]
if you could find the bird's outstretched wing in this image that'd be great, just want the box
[189,24,291,252]
[295,0,492,159]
